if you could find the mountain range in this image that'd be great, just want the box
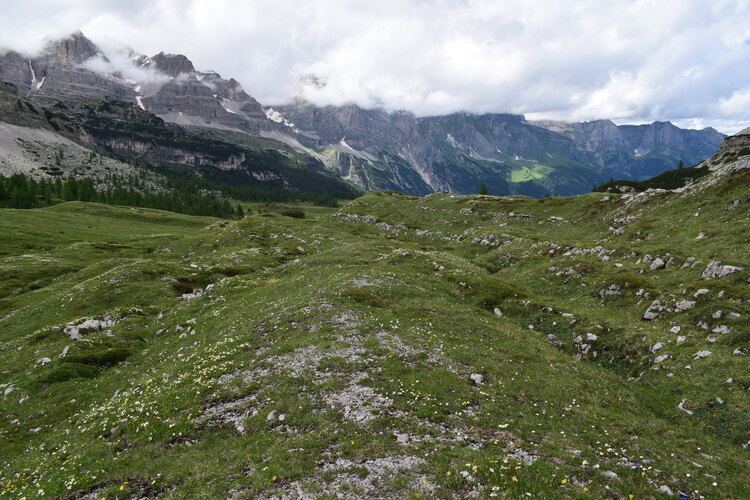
[0,31,727,196]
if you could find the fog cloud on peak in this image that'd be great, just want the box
[1,0,749,133]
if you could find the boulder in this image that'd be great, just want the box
[650,258,666,270]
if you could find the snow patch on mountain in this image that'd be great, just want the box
[265,108,296,129]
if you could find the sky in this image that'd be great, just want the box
[2,0,750,134]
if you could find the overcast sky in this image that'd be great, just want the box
[2,0,750,133]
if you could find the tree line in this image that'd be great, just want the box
[0,174,243,218]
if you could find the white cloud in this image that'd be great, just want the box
[81,53,170,85]
[1,0,749,133]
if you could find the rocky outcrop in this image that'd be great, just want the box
[0,31,133,101]
[148,52,196,77]
[717,129,750,154]
[701,260,744,280]
[534,119,725,178]
[0,51,32,90]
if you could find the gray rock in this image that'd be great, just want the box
[678,399,693,415]
[547,334,563,347]
[601,471,619,480]
[36,357,52,365]
[676,336,686,343]
[394,432,409,444]
[670,325,681,333]
[659,485,674,496]
[51,326,62,333]
[649,258,665,271]
[694,288,710,297]
[469,373,484,385]
[712,310,722,319]
[654,354,670,364]
[733,348,746,356]
[493,308,503,316]
[599,284,621,298]
[643,300,664,320]
[693,350,712,360]
[674,300,696,312]
[266,410,277,422]
[651,342,664,352]
[586,333,598,342]
[701,260,744,280]
[713,325,730,334]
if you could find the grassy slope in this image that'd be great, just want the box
[0,167,748,498]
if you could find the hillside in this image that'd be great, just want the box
[0,82,360,209]
[0,138,748,498]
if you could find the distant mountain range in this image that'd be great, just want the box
[0,31,727,196]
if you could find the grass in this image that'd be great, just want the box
[0,160,748,498]
[510,163,554,183]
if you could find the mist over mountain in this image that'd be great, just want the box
[0,31,727,196]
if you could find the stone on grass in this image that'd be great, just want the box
[659,485,674,496]
[650,258,666,271]
[643,300,664,320]
[701,260,744,280]
[674,300,696,312]
[547,334,563,347]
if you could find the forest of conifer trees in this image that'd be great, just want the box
[0,174,242,218]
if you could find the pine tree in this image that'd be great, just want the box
[479,184,488,195]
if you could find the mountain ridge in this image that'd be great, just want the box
[0,31,727,196]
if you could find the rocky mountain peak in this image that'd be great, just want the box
[149,52,196,77]
[42,30,102,65]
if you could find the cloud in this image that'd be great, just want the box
[81,53,170,85]
[1,0,749,133]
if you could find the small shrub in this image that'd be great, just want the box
[280,209,305,219]
[67,347,133,367]
[347,289,390,307]
[38,362,100,384]
[465,279,523,310]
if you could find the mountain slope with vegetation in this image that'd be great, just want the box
[0,81,361,212]
[0,134,748,498]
